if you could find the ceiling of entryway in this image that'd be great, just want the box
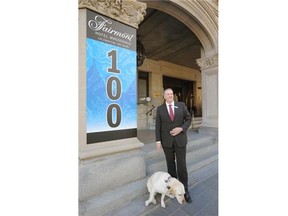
[137,8,202,70]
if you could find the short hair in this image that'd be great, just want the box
[163,88,173,94]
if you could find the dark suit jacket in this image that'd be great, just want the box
[155,101,192,148]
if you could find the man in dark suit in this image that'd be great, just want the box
[155,88,192,203]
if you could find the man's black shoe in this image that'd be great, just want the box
[184,191,192,203]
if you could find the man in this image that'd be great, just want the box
[155,88,192,203]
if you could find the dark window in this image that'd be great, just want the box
[138,71,149,103]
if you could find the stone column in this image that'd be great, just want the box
[78,0,147,202]
[196,54,218,129]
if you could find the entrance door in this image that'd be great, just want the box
[163,76,195,115]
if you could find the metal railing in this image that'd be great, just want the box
[146,105,155,116]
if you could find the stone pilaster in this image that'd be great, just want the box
[196,54,218,128]
[78,1,148,206]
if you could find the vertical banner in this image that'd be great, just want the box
[86,9,137,144]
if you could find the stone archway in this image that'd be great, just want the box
[139,0,218,56]
[140,0,218,129]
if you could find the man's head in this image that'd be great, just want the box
[163,88,174,104]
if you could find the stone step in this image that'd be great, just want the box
[146,137,216,176]
[144,132,213,160]
[192,117,202,128]
[192,116,202,121]
[146,145,217,178]
[102,141,217,215]
[198,127,218,142]
[80,132,217,216]
[79,178,147,216]
[144,136,214,163]
[103,159,218,216]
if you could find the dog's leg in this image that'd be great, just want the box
[160,194,166,208]
[145,190,156,206]
[152,192,156,204]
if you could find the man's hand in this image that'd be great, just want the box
[170,127,183,136]
[156,142,162,150]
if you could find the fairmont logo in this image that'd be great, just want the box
[88,15,135,42]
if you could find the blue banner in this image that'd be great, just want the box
[86,10,137,143]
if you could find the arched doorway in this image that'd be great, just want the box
[137,0,218,132]
[139,0,218,57]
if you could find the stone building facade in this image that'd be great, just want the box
[78,0,218,215]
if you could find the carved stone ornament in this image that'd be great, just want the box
[79,0,147,29]
[196,54,218,70]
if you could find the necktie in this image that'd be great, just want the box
[169,104,174,121]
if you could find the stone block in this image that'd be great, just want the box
[79,149,146,201]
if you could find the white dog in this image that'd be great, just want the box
[145,171,186,208]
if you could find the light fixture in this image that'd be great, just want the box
[145,97,151,102]
[137,36,145,66]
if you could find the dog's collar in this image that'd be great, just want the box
[164,176,171,184]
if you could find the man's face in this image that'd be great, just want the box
[164,89,174,104]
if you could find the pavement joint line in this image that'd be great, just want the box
[191,191,218,216]
[188,175,218,201]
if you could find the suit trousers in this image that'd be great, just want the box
[162,138,188,191]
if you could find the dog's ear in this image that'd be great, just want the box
[169,187,175,196]
[167,186,171,190]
